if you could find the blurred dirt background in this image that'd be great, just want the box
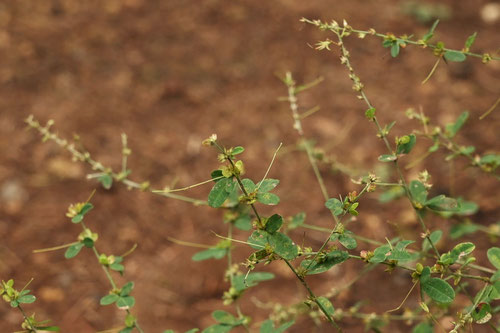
[1,0,499,332]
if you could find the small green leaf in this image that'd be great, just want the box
[378,154,397,162]
[257,179,279,193]
[248,231,298,260]
[232,272,274,293]
[265,214,283,233]
[445,111,469,138]
[234,214,252,231]
[391,42,400,57]
[444,50,466,62]
[34,326,60,332]
[100,294,119,305]
[241,178,256,193]
[464,32,477,50]
[369,244,392,263]
[232,146,244,155]
[338,233,357,250]
[83,237,95,248]
[317,297,335,316]
[421,278,455,303]
[116,295,135,308]
[18,294,36,304]
[212,310,238,325]
[257,192,280,205]
[396,134,417,155]
[487,247,500,269]
[325,198,343,215]
[121,282,134,296]
[208,178,232,208]
[422,19,439,42]
[211,170,223,180]
[71,203,94,223]
[450,223,478,239]
[64,243,84,259]
[425,195,459,212]
[202,324,232,333]
[288,212,306,230]
[192,248,227,261]
[409,181,428,205]
[98,174,113,190]
[260,320,294,333]
[379,186,405,203]
[301,250,349,275]
[413,322,433,333]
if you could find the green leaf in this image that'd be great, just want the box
[232,146,244,155]
[396,134,417,155]
[208,178,232,208]
[71,203,94,223]
[248,231,298,260]
[257,192,280,205]
[212,310,237,324]
[422,230,442,251]
[100,294,119,305]
[325,198,343,216]
[464,32,477,50]
[119,328,133,333]
[257,179,279,193]
[369,244,391,263]
[409,181,428,205]
[185,330,200,333]
[450,223,478,239]
[379,186,405,203]
[338,233,357,250]
[116,295,135,308]
[211,170,223,180]
[121,282,134,296]
[241,178,256,193]
[202,324,232,333]
[378,154,397,162]
[413,322,433,333]
[35,326,60,332]
[444,50,466,62]
[301,250,349,275]
[265,214,283,233]
[64,243,84,259]
[391,42,400,57]
[192,248,227,261]
[421,278,455,303]
[487,247,500,269]
[98,174,113,190]
[422,19,439,42]
[17,294,36,304]
[317,297,335,316]
[425,195,459,212]
[232,272,275,293]
[234,214,252,231]
[288,212,306,230]
[260,320,294,333]
[445,111,469,138]
[83,237,95,248]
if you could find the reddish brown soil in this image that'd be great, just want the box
[1,1,499,332]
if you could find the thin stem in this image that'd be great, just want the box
[18,304,38,333]
[256,143,282,192]
[283,259,342,331]
[334,29,441,259]
[152,176,224,193]
[25,116,207,206]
